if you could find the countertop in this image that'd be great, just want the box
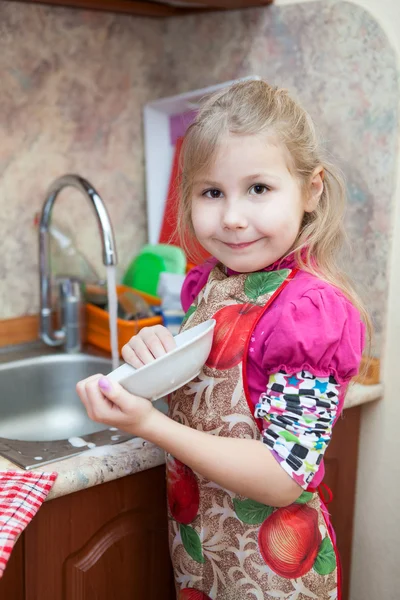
[0,381,384,501]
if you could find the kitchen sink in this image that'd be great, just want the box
[0,344,167,469]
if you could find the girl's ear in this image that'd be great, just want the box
[304,166,324,213]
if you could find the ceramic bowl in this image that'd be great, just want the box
[107,319,215,400]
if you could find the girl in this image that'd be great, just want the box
[77,80,367,600]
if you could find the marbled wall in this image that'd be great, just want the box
[0,0,398,355]
[0,2,167,319]
[157,0,399,354]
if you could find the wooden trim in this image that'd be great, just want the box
[10,0,186,17]
[354,356,380,385]
[9,0,217,17]
[170,0,273,7]
[10,0,273,17]
[0,314,40,348]
[324,404,362,600]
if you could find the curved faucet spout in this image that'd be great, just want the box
[39,174,118,347]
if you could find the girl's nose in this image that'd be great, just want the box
[222,203,248,230]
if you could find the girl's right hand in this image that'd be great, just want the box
[121,325,176,369]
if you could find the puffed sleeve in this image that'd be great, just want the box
[180,260,216,312]
[255,369,341,488]
[261,282,366,384]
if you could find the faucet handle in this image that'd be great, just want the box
[57,277,84,353]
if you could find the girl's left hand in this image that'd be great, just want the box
[76,375,154,435]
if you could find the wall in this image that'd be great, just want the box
[160,0,398,358]
[279,3,400,599]
[274,5,400,599]
[0,3,167,318]
[340,3,400,598]
[1,1,399,597]
[1,1,398,358]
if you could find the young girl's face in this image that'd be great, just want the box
[191,133,318,273]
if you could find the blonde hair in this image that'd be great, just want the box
[177,79,372,350]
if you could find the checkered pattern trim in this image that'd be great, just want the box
[0,470,57,577]
[254,370,340,488]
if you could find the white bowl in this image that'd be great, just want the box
[106,319,215,401]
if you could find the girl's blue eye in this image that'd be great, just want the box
[204,189,223,199]
[250,184,269,195]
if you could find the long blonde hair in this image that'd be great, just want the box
[177,79,372,347]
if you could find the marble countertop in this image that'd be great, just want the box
[0,381,383,501]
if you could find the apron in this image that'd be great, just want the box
[167,264,340,600]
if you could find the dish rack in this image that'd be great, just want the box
[85,285,162,356]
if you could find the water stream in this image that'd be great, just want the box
[106,265,119,371]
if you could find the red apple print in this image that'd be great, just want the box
[179,590,212,600]
[205,304,263,370]
[166,455,200,525]
[258,504,322,578]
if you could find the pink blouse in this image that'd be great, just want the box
[181,254,365,488]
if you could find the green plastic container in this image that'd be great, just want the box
[139,244,186,275]
[122,253,166,297]
[123,244,187,297]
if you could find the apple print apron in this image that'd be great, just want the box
[167,264,340,600]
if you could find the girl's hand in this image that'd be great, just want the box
[76,374,154,436]
[121,325,176,369]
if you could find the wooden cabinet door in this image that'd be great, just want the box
[0,534,24,600]
[24,465,175,600]
[324,405,362,600]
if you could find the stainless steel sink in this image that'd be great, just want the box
[0,344,167,469]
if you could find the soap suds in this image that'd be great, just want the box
[68,437,90,448]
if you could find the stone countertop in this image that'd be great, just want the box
[0,437,166,501]
[341,381,383,409]
[0,381,383,501]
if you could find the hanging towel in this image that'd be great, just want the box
[0,470,57,577]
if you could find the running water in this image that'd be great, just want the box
[106,265,119,371]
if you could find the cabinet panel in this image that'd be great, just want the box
[24,465,175,600]
[324,405,362,600]
[10,0,273,18]
[64,510,171,599]
[0,534,24,600]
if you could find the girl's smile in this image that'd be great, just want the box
[220,239,263,250]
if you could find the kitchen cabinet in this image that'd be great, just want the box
[1,465,175,600]
[11,0,273,18]
[0,535,24,600]
[0,406,361,600]
[323,405,362,600]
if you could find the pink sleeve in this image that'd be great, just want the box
[180,260,216,312]
[261,281,365,384]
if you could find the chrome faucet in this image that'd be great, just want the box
[39,174,118,352]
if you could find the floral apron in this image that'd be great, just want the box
[167,264,340,600]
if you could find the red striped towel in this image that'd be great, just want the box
[0,470,57,577]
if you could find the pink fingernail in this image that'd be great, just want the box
[98,377,111,392]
